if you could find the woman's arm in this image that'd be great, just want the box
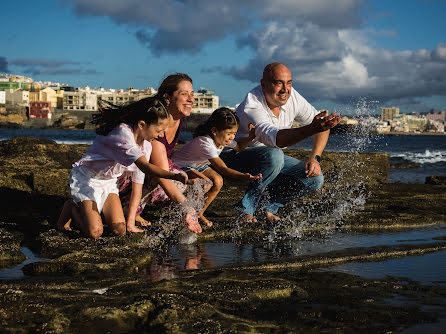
[149,140,186,204]
[135,156,188,184]
[209,157,261,180]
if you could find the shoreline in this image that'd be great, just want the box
[1,124,445,136]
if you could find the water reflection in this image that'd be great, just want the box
[144,225,446,283]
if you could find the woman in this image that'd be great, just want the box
[119,73,202,233]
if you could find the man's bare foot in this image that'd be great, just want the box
[265,211,280,223]
[56,200,73,231]
[199,213,213,228]
[135,215,151,227]
[185,213,202,234]
[239,213,257,224]
[127,225,144,233]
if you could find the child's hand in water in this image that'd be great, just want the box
[174,171,189,184]
[244,173,262,180]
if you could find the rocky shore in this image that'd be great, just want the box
[0,137,445,333]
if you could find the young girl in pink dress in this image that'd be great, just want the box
[56,97,194,238]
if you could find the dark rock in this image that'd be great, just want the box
[425,175,446,185]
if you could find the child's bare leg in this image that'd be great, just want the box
[200,169,224,227]
[57,200,74,231]
[102,193,128,235]
[77,200,104,238]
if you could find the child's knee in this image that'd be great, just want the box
[86,225,103,239]
[212,174,224,190]
[110,221,126,236]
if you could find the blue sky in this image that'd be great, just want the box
[2,0,446,115]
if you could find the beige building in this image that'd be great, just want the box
[381,107,399,121]
[29,87,64,108]
[5,89,29,105]
[63,91,98,111]
[97,88,155,106]
[192,89,219,113]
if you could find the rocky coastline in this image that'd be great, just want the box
[0,137,445,333]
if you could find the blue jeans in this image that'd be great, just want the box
[220,146,324,215]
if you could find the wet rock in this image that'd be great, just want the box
[0,226,25,268]
[390,162,422,168]
[425,175,446,185]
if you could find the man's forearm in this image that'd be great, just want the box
[275,123,316,148]
[311,130,329,156]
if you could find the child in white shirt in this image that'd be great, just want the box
[56,97,199,238]
[172,107,261,227]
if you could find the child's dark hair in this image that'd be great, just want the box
[92,97,168,136]
[193,107,239,138]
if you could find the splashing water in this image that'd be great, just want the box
[139,178,209,248]
[265,98,381,241]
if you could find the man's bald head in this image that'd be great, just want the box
[262,63,291,82]
[261,63,293,111]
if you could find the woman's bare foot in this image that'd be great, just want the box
[265,211,280,223]
[239,213,257,224]
[56,200,74,231]
[199,213,213,228]
[127,224,144,233]
[135,215,151,227]
[185,212,202,234]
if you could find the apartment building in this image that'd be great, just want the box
[5,89,29,106]
[381,107,400,121]
[29,87,64,108]
[192,89,219,113]
[63,91,98,111]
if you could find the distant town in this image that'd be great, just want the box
[0,73,445,134]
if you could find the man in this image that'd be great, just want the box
[221,62,340,223]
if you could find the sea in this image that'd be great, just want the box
[0,127,445,183]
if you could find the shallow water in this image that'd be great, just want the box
[322,250,446,286]
[0,247,48,280]
[142,225,446,283]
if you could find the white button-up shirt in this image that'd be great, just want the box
[235,85,318,148]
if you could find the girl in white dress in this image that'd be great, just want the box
[56,98,198,238]
[172,107,262,227]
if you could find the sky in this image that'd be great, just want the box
[1,0,446,116]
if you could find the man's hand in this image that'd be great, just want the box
[305,158,321,177]
[311,110,340,132]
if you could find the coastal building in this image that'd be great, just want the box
[97,88,155,106]
[29,87,64,109]
[426,119,445,132]
[426,109,445,122]
[29,101,52,119]
[381,107,399,121]
[62,91,98,111]
[192,88,219,113]
[0,91,5,104]
[406,114,427,132]
[0,74,35,91]
[5,89,29,106]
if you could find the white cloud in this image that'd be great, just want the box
[66,0,446,105]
